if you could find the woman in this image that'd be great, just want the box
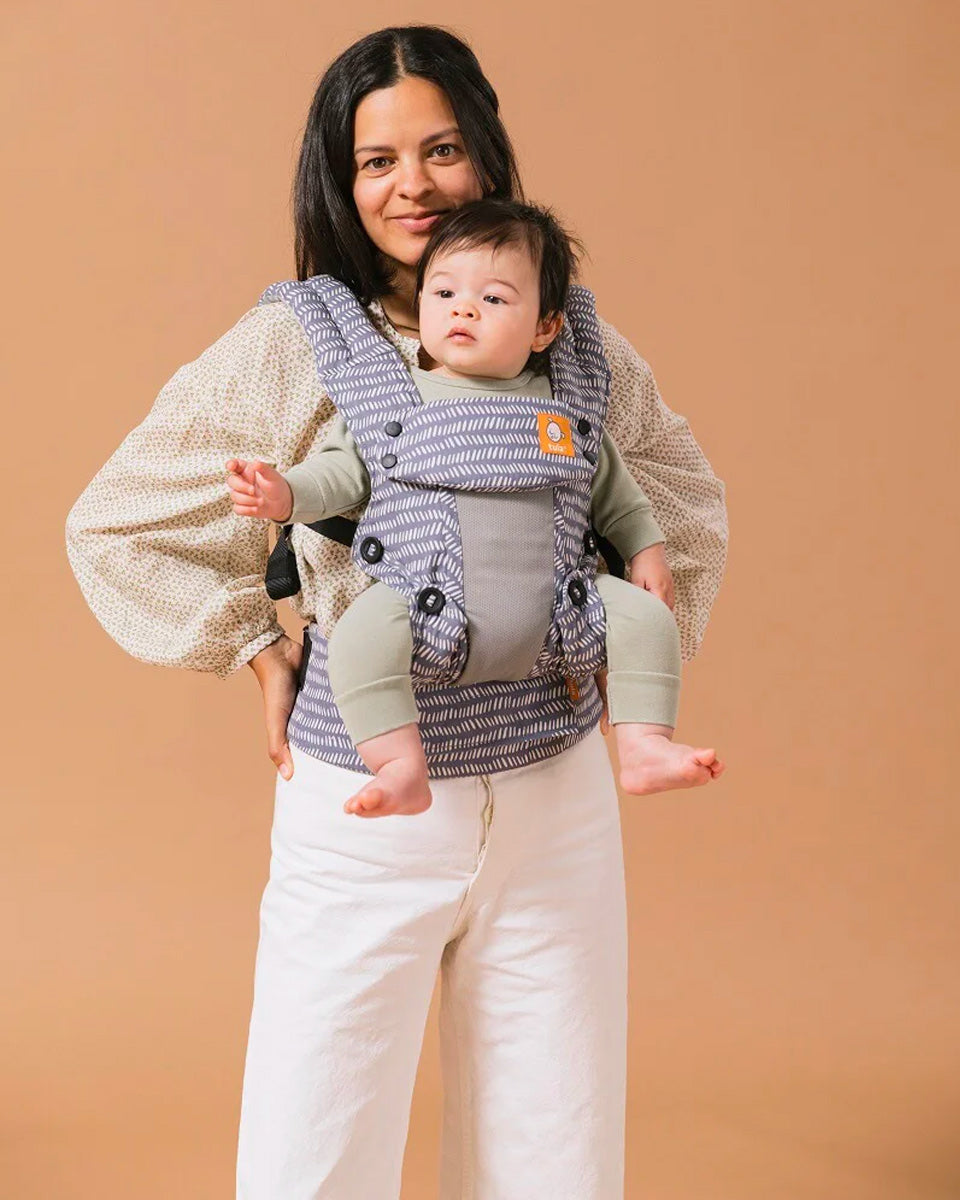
[66,24,728,1200]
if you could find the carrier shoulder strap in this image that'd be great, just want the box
[258,277,624,603]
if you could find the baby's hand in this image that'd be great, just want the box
[225,458,294,522]
[629,542,675,610]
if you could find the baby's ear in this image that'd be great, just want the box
[533,310,563,351]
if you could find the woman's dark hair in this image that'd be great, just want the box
[413,198,586,374]
[294,25,524,301]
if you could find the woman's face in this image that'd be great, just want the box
[352,75,484,272]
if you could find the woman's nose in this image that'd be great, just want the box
[396,159,434,200]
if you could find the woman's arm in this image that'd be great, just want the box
[598,317,728,662]
[64,304,310,674]
[65,300,331,775]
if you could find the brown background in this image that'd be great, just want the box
[2,2,957,1197]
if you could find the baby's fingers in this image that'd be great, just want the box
[228,480,267,516]
[226,472,257,497]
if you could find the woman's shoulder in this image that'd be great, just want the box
[154,295,332,454]
[594,313,664,444]
[595,314,656,388]
[187,297,312,378]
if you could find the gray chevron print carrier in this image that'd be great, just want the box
[256,274,607,777]
[258,273,613,688]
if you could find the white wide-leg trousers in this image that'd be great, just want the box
[235,725,628,1200]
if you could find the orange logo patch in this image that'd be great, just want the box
[537,412,575,457]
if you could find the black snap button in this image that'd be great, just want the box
[567,579,587,608]
[381,453,397,469]
[577,418,591,435]
[385,421,402,437]
[360,536,384,564]
[583,531,598,556]
[417,587,446,615]
[584,450,597,465]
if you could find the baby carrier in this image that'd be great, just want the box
[259,274,620,688]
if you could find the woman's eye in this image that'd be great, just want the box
[363,144,459,172]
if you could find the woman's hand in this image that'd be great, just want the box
[248,635,303,780]
[226,458,294,523]
[629,542,675,610]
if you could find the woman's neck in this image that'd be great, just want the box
[379,262,420,336]
[378,264,440,366]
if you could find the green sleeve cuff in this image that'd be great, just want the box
[602,508,665,562]
[283,463,333,524]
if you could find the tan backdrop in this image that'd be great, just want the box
[3,3,957,1197]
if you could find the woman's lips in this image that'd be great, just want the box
[393,212,445,233]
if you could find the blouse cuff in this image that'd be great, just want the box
[221,622,287,679]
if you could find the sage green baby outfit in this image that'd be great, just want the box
[283,365,682,744]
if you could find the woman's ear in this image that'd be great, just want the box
[531,310,564,353]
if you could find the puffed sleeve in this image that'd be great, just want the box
[598,317,728,661]
[65,301,324,678]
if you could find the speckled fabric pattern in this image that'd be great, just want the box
[65,286,727,681]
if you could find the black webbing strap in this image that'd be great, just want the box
[303,518,626,577]
[593,531,626,581]
[302,515,359,546]
[266,518,626,602]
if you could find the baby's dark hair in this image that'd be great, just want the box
[414,198,586,374]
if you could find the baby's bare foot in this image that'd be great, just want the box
[343,756,433,818]
[615,726,725,796]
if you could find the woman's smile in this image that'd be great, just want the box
[392,211,449,234]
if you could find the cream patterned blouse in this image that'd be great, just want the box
[65,294,728,678]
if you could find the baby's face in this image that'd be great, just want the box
[418,243,556,379]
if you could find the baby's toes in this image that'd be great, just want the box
[693,747,717,767]
[358,791,387,813]
[345,785,385,815]
[681,755,714,786]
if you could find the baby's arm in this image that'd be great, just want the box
[227,414,371,524]
[591,430,674,608]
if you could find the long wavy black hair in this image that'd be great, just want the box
[293,25,525,302]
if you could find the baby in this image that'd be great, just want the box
[227,199,724,817]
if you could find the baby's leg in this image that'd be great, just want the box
[595,574,724,796]
[326,582,431,817]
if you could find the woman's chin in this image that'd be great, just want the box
[385,232,433,266]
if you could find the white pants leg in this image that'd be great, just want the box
[235,726,627,1200]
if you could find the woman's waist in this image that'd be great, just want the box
[290,622,603,781]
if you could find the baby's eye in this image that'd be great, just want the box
[484,295,506,305]
[436,288,454,299]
